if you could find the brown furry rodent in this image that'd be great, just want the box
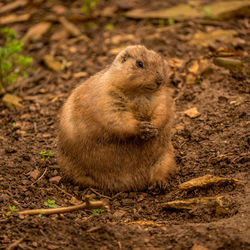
[58,45,175,192]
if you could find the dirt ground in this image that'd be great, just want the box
[0,0,249,249]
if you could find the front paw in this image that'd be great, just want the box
[139,122,158,140]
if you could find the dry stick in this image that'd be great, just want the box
[18,200,104,216]
[53,184,80,201]
[31,167,47,186]
[89,187,112,200]
[6,238,24,250]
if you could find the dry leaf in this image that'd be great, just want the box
[50,29,69,41]
[189,29,237,48]
[101,6,117,17]
[73,72,88,78]
[188,60,199,74]
[109,34,135,45]
[51,5,67,15]
[43,55,62,71]
[213,48,243,57]
[125,4,201,20]
[161,196,224,210]
[168,57,185,68]
[22,22,51,43]
[192,243,209,250]
[213,57,244,72]
[2,94,23,109]
[0,0,28,14]
[0,14,30,24]
[203,0,250,20]
[109,47,123,55]
[179,174,239,190]
[186,74,196,84]
[59,17,81,37]
[184,107,200,118]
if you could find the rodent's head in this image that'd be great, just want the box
[110,45,168,94]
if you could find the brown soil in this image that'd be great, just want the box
[0,0,249,249]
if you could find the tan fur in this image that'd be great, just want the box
[58,45,176,192]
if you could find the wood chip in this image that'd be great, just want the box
[184,107,200,118]
[179,174,239,190]
[22,22,51,43]
[0,14,30,24]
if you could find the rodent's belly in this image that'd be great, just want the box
[80,138,163,174]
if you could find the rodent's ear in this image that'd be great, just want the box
[163,59,173,79]
[120,51,130,63]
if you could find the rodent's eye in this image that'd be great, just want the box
[136,60,144,69]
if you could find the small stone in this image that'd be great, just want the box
[49,176,62,184]
[29,169,40,180]
[184,107,200,118]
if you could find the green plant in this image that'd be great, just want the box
[158,18,175,26]
[39,151,54,161]
[2,205,18,219]
[81,0,99,15]
[44,199,57,208]
[202,7,217,19]
[0,28,33,92]
[105,24,114,31]
[91,208,104,217]
[167,18,175,25]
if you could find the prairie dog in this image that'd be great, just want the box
[58,45,176,192]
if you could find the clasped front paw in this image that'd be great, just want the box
[139,122,158,140]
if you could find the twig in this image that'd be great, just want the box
[18,200,104,216]
[7,238,24,250]
[31,167,47,186]
[111,192,123,200]
[89,187,112,200]
[53,184,80,202]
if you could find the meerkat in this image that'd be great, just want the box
[58,45,176,192]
